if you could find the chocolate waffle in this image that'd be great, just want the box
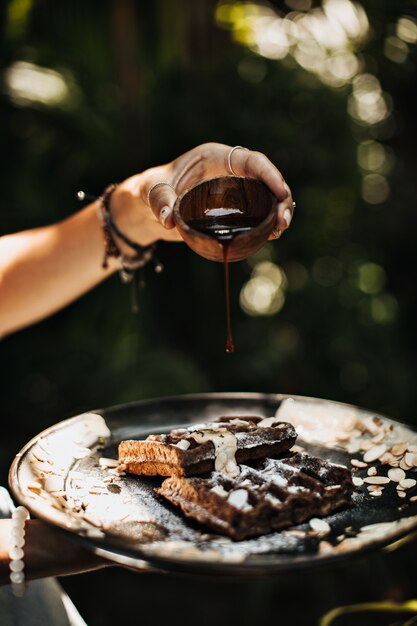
[119,416,297,478]
[155,452,353,540]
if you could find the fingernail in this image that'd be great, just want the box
[283,208,292,228]
[160,206,170,226]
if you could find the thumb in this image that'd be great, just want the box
[147,181,177,229]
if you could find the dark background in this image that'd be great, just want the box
[1,1,417,623]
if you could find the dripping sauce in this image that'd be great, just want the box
[188,209,262,353]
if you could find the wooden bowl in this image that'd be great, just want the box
[173,176,277,262]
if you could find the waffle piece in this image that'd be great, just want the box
[155,452,353,540]
[119,416,297,478]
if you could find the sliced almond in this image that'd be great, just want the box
[387,468,406,483]
[367,466,377,476]
[363,476,390,485]
[369,490,383,496]
[99,457,119,468]
[351,459,368,468]
[391,443,407,456]
[410,495,417,502]
[398,491,407,498]
[400,457,411,470]
[371,432,385,444]
[352,477,364,486]
[399,478,417,490]
[175,440,191,450]
[405,452,416,467]
[364,444,387,463]
[309,518,331,533]
[379,452,397,465]
[286,530,307,538]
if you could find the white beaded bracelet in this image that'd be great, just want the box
[9,506,30,596]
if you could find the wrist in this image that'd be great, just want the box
[110,175,159,250]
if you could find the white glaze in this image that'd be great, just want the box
[190,428,240,477]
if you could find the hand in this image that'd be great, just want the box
[0,143,293,336]
[111,143,294,249]
[0,519,112,584]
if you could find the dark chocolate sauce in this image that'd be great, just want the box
[188,209,263,353]
[223,241,234,353]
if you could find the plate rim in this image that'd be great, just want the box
[8,391,417,576]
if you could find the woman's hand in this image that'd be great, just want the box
[111,143,295,249]
[0,142,294,336]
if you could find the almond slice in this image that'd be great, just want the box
[399,478,417,490]
[391,443,407,456]
[364,444,387,463]
[387,468,406,483]
[405,452,416,467]
[363,476,390,485]
[351,459,368,468]
[309,518,331,533]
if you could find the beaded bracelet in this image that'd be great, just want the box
[9,506,30,596]
[99,183,163,273]
[78,185,163,311]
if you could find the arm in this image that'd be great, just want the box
[0,142,293,337]
[0,191,180,337]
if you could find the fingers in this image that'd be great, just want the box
[142,144,295,242]
[146,181,178,230]
[229,148,288,202]
[229,147,295,234]
[276,182,295,232]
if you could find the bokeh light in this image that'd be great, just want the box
[4,61,69,106]
[396,16,417,44]
[240,261,287,316]
[216,0,369,87]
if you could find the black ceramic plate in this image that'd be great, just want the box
[9,393,417,576]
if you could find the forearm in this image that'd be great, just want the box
[0,201,117,337]
[0,165,182,337]
[0,519,108,585]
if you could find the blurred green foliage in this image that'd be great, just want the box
[1,0,417,482]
